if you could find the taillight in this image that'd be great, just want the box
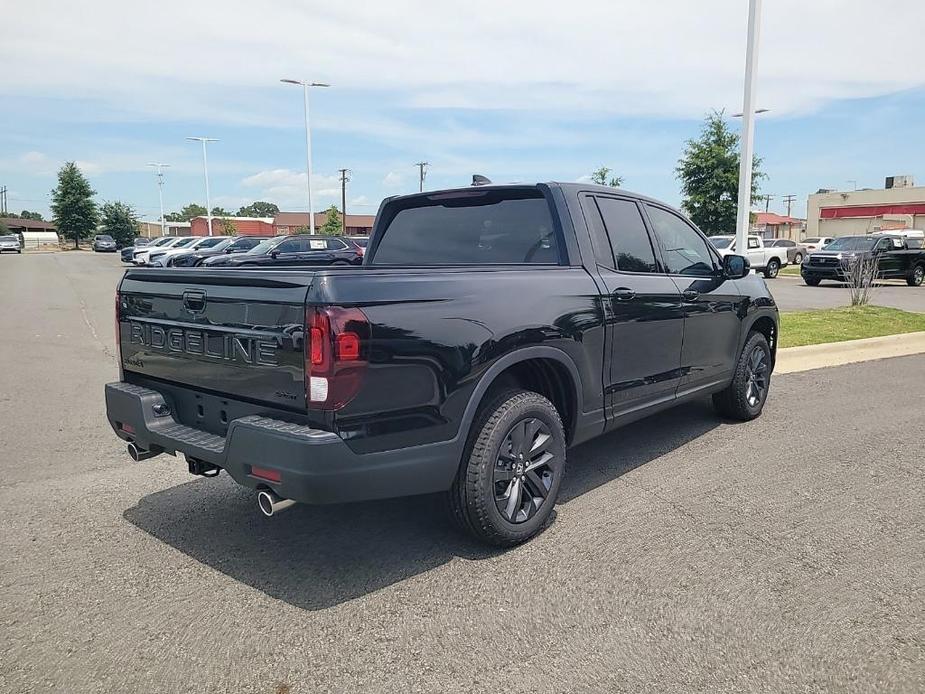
[115,291,122,366]
[305,306,370,409]
[356,246,364,257]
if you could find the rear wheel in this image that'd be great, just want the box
[448,389,566,546]
[763,258,780,279]
[793,252,803,264]
[713,331,771,421]
[907,264,925,287]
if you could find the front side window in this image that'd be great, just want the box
[595,197,658,273]
[646,206,716,276]
[275,238,302,254]
[372,188,559,265]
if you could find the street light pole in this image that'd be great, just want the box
[735,0,763,256]
[281,79,330,235]
[147,162,170,237]
[186,137,218,236]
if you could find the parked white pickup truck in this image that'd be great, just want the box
[709,235,789,278]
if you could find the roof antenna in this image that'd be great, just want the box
[471,174,492,187]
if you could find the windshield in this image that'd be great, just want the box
[96,235,114,241]
[191,237,226,249]
[0,235,17,242]
[822,236,876,251]
[350,237,369,248]
[150,237,174,247]
[246,238,281,255]
[710,238,733,249]
[804,238,821,244]
[169,237,196,248]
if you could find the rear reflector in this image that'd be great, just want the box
[250,466,282,483]
[336,332,360,361]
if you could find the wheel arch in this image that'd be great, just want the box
[746,313,778,365]
[460,347,582,446]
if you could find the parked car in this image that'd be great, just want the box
[202,234,363,268]
[801,234,925,286]
[347,235,369,259]
[148,236,229,267]
[802,237,834,253]
[133,236,193,265]
[0,234,22,254]
[709,235,789,278]
[92,234,118,252]
[106,182,778,546]
[766,238,807,265]
[168,235,264,267]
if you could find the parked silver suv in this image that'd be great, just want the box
[0,235,22,254]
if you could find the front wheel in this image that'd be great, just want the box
[448,390,566,546]
[763,258,780,279]
[907,264,924,287]
[804,276,821,287]
[713,331,772,421]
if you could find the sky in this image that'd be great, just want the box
[2,0,924,223]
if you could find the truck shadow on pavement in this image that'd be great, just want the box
[123,398,720,611]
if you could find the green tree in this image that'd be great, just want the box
[590,166,623,187]
[319,205,342,235]
[211,206,231,217]
[164,203,207,222]
[217,217,238,236]
[99,201,138,248]
[676,110,764,234]
[237,201,279,218]
[19,210,44,221]
[50,162,99,248]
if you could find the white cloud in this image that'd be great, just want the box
[241,168,344,209]
[382,171,404,187]
[2,1,923,122]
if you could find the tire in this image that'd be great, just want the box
[447,389,566,546]
[763,258,780,279]
[793,252,803,264]
[804,277,821,287]
[907,264,925,287]
[332,260,350,266]
[713,331,772,421]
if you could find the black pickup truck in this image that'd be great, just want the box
[801,234,925,286]
[106,183,778,545]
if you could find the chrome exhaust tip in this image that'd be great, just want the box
[257,489,296,517]
[127,442,161,462]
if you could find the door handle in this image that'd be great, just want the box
[681,289,699,302]
[612,287,636,301]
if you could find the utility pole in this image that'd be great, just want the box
[846,179,858,191]
[415,162,428,192]
[338,168,350,235]
[782,194,796,219]
[734,0,763,256]
[147,163,170,236]
[763,193,775,213]
[0,186,7,215]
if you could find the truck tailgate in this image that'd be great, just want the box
[117,269,312,410]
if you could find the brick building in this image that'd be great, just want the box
[189,216,275,237]
[273,212,375,236]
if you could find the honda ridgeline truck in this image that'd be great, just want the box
[106,183,778,546]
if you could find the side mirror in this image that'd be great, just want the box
[722,254,750,279]
[269,250,279,259]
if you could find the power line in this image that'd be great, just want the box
[414,162,428,192]
[781,194,796,218]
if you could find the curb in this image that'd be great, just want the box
[776,331,925,374]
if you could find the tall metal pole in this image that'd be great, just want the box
[735,0,762,255]
[147,163,169,237]
[338,168,349,235]
[302,83,315,234]
[186,137,218,236]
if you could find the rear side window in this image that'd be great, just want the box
[646,205,716,277]
[595,197,658,273]
[372,189,559,265]
[326,238,348,250]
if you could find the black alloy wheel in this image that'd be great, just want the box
[493,417,556,524]
[744,345,769,408]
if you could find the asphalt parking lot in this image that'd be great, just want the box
[1,252,923,693]
[770,274,925,313]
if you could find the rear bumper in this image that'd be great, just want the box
[105,381,459,504]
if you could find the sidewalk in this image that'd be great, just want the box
[776,331,925,373]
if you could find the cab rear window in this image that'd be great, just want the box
[371,188,559,265]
